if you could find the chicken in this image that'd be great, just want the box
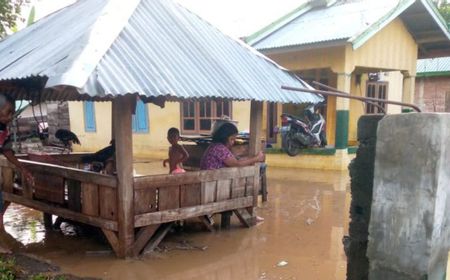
[55,129,80,151]
[81,140,115,174]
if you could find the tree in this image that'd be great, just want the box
[0,0,29,38]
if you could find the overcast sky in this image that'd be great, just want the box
[24,0,305,38]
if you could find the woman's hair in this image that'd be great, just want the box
[212,122,238,144]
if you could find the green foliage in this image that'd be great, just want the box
[26,5,34,27]
[438,3,450,26]
[0,257,16,280]
[0,0,29,38]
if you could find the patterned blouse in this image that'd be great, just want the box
[200,143,235,170]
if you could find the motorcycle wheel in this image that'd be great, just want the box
[319,131,327,147]
[285,135,300,156]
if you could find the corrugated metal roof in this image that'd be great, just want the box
[417,57,450,73]
[0,0,322,104]
[251,0,400,50]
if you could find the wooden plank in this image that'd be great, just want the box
[158,185,180,211]
[135,197,253,227]
[132,225,159,256]
[99,185,117,220]
[134,166,256,189]
[252,165,260,207]
[245,176,254,197]
[3,192,117,231]
[67,179,81,212]
[102,229,120,256]
[198,215,215,232]
[249,101,263,156]
[201,181,216,204]
[143,223,174,254]
[1,167,13,193]
[33,172,65,204]
[231,177,246,198]
[216,179,231,201]
[21,160,117,187]
[22,173,33,199]
[113,96,135,258]
[180,183,201,207]
[134,189,157,215]
[234,208,256,228]
[81,182,99,216]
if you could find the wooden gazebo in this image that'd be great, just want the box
[0,0,322,257]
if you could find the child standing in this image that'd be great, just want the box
[163,128,189,174]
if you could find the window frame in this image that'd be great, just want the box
[180,100,233,135]
[366,81,389,114]
[132,99,149,133]
[83,101,96,132]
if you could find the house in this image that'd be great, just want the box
[0,0,320,157]
[415,56,450,112]
[246,0,450,165]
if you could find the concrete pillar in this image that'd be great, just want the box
[368,113,450,280]
[401,73,416,113]
[345,114,384,280]
[335,72,351,149]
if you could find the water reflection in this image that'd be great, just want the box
[1,167,349,280]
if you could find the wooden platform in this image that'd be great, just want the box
[0,154,260,257]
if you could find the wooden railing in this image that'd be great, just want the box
[133,165,260,227]
[0,157,118,231]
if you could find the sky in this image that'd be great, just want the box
[22,0,305,38]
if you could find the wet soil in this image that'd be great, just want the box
[1,167,350,280]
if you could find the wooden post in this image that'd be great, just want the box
[248,101,263,217]
[113,96,135,257]
[249,101,263,156]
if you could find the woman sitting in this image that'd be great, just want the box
[200,122,265,170]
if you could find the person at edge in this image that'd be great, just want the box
[0,94,34,252]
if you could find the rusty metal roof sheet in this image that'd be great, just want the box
[0,0,322,104]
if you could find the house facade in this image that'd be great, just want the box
[415,56,450,112]
[247,0,450,155]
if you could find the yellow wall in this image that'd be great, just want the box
[232,101,251,132]
[268,46,347,73]
[351,19,418,75]
[69,101,253,158]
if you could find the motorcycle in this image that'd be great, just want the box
[280,104,327,156]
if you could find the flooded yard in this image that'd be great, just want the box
[2,167,350,280]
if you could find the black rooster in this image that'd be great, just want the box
[55,129,81,151]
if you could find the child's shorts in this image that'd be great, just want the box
[171,168,186,174]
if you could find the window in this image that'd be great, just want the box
[132,100,149,133]
[366,81,388,114]
[84,101,96,132]
[181,100,232,134]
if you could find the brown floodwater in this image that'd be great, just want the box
[2,166,350,280]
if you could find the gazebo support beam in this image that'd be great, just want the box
[247,100,263,224]
[113,96,135,257]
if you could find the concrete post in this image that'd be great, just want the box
[368,113,450,280]
[345,114,384,280]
